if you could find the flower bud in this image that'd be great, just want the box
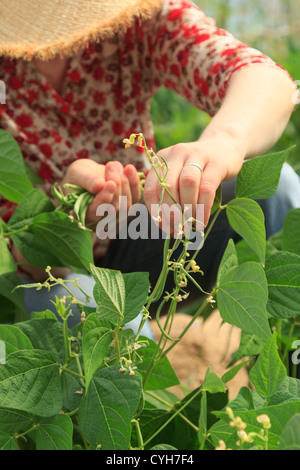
[215,440,226,451]
[237,430,253,444]
[257,414,271,429]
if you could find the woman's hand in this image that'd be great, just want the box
[144,65,295,235]
[14,159,141,282]
[143,135,245,230]
[63,159,141,224]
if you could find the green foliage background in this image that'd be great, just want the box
[151,0,300,175]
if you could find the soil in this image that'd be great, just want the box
[150,310,250,400]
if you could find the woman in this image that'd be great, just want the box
[0,0,299,329]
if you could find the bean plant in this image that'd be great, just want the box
[0,128,300,451]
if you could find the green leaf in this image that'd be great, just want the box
[132,408,169,448]
[82,313,113,391]
[265,251,300,319]
[268,376,300,406]
[8,189,54,229]
[202,368,226,394]
[31,211,94,273]
[91,265,125,325]
[60,358,83,412]
[137,391,201,450]
[144,389,179,410]
[249,333,286,400]
[30,310,58,321]
[227,332,266,367]
[16,319,66,364]
[122,272,149,324]
[216,262,271,340]
[227,386,254,411]
[226,198,266,265]
[35,414,73,450]
[211,185,222,216]
[0,234,16,275]
[214,401,300,450]
[136,338,179,391]
[78,366,142,449]
[279,414,300,450]
[0,129,33,203]
[282,209,300,256]
[12,231,62,268]
[236,148,292,199]
[0,273,25,311]
[0,324,33,356]
[89,269,149,327]
[216,238,238,286]
[7,188,62,267]
[221,360,250,384]
[0,409,32,434]
[198,391,207,449]
[268,229,283,251]
[0,349,62,417]
[209,420,237,449]
[236,239,278,265]
[0,430,18,450]
[25,163,44,186]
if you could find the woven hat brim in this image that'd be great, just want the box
[0,0,162,60]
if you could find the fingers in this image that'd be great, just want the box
[198,162,223,227]
[179,162,202,217]
[86,180,116,224]
[143,142,227,233]
[63,159,106,194]
[124,164,141,204]
[144,151,182,235]
[105,161,123,211]
[105,161,141,210]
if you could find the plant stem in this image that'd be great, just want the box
[113,319,123,363]
[145,391,199,432]
[265,429,269,451]
[158,295,178,353]
[189,206,225,265]
[74,416,89,450]
[140,387,202,449]
[64,407,79,417]
[160,295,210,358]
[60,366,85,381]
[204,206,226,243]
[75,353,85,387]
[182,269,210,295]
[5,225,29,238]
[132,419,144,450]
[145,390,175,408]
[63,316,71,365]
[14,423,38,440]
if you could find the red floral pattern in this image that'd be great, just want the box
[0,0,294,258]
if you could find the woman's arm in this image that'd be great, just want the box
[144,64,296,227]
[201,64,296,160]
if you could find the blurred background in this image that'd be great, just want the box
[151,0,300,174]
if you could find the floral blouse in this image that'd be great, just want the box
[0,0,294,259]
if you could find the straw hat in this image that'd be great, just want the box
[0,0,162,60]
